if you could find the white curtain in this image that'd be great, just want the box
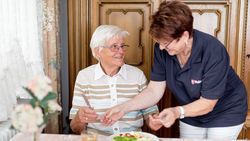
[0,0,44,121]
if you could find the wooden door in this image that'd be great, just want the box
[89,0,160,79]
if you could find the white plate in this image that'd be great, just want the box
[108,131,159,141]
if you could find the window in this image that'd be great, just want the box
[0,0,44,121]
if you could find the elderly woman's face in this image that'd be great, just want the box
[98,36,126,68]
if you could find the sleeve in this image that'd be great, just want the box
[69,71,89,119]
[138,70,147,92]
[138,70,159,119]
[150,43,167,81]
[201,41,230,99]
[141,105,159,119]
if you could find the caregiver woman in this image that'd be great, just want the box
[104,0,248,140]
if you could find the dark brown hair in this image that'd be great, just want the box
[149,0,193,41]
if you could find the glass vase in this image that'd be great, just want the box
[30,126,44,141]
[32,130,39,141]
[23,131,40,141]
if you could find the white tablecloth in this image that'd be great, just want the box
[9,133,250,141]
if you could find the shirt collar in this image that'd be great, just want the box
[94,63,127,80]
[189,29,202,64]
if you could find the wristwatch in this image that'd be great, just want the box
[179,106,185,119]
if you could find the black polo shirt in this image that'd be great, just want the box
[151,29,247,127]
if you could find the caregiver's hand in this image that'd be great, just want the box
[158,107,180,128]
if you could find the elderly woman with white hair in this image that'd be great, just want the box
[69,25,159,135]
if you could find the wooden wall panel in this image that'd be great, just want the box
[68,0,91,109]
[105,8,144,65]
[90,0,160,79]
[245,0,250,104]
[241,0,250,108]
[184,0,242,73]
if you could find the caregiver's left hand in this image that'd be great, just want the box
[158,107,179,128]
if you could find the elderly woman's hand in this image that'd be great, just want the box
[158,107,180,128]
[77,107,99,123]
[148,114,163,131]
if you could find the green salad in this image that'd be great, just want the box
[112,132,153,141]
[112,136,137,141]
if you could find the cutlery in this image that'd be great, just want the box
[81,94,102,122]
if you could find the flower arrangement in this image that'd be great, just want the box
[11,75,61,133]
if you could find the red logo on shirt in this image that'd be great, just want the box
[191,79,202,85]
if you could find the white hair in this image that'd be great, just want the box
[90,25,129,59]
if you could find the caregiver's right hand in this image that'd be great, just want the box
[102,104,126,126]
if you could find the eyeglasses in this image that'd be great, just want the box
[160,39,175,49]
[103,44,129,52]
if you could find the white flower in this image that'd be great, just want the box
[27,75,52,100]
[11,75,61,134]
[48,100,62,113]
[11,104,44,133]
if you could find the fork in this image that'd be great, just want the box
[82,94,92,108]
[81,94,102,122]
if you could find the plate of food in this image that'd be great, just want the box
[108,131,159,141]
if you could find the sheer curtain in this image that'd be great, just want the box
[0,0,44,121]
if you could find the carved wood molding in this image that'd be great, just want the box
[192,9,222,37]
[240,0,249,79]
[186,0,246,72]
[105,8,144,65]
[187,1,230,50]
[184,0,230,4]
[99,0,151,3]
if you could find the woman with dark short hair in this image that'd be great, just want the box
[104,0,247,139]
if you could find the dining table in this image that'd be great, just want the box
[9,133,250,141]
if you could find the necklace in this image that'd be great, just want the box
[178,59,185,68]
[177,55,188,68]
[180,64,184,68]
[178,38,193,68]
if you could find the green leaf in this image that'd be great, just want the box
[39,92,57,109]
[42,92,57,102]
[24,87,38,100]
[40,100,48,109]
[29,99,37,108]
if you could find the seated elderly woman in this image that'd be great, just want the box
[69,25,159,135]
